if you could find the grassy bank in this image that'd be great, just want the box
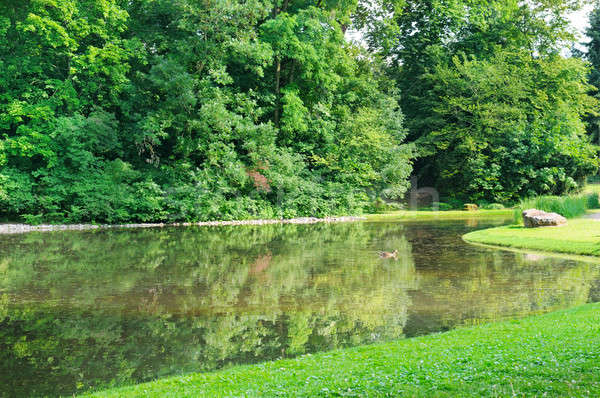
[463,218,600,256]
[84,303,600,397]
[366,209,513,221]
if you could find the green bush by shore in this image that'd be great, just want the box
[83,303,600,397]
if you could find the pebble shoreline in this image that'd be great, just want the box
[0,216,365,235]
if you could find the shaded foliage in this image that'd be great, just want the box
[584,1,600,143]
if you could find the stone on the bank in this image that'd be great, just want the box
[464,203,478,211]
[522,209,567,228]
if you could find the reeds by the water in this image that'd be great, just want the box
[514,192,600,223]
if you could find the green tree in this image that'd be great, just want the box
[419,50,598,201]
[365,0,597,201]
[0,0,413,223]
[584,1,600,144]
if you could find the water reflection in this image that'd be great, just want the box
[0,218,598,397]
[402,222,599,336]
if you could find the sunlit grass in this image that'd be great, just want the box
[84,303,600,397]
[464,218,600,256]
[366,209,513,221]
[583,183,600,194]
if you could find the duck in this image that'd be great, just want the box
[378,249,398,259]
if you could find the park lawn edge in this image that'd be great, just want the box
[0,209,515,236]
[464,240,600,264]
[82,303,600,398]
[366,209,513,221]
[463,218,600,257]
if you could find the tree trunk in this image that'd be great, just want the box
[274,57,281,127]
[272,0,288,129]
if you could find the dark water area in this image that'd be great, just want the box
[0,216,598,397]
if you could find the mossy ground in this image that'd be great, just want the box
[84,304,600,397]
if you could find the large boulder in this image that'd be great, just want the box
[522,209,567,228]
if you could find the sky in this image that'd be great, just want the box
[348,3,595,47]
[571,3,593,38]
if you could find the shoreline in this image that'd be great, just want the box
[462,217,600,257]
[0,209,516,235]
[0,216,365,235]
[84,303,600,397]
[462,237,600,263]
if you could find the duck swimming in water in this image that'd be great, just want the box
[378,249,398,259]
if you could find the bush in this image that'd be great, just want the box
[483,203,505,210]
[432,202,453,211]
[586,193,600,210]
[444,198,464,210]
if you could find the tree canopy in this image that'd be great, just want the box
[369,0,599,202]
[0,0,599,222]
[0,0,412,223]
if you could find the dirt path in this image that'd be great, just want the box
[583,212,600,220]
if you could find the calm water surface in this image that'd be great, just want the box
[1,216,599,397]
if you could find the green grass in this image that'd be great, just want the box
[463,218,600,256]
[84,304,600,397]
[366,209,513,221]
[583,183,600,194]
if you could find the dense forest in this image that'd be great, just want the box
[1,0,600,223]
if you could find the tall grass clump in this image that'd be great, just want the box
[513,193,600,223]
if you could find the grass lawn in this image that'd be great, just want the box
[366,209,513,221]
[463,218,600,257]
[84,303,600,397]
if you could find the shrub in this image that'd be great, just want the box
[444,198,464,209]
[432,202,453,211]
[483,203,505,210]
[586,193,600,210]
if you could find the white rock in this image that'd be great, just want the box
[522,209,567,228]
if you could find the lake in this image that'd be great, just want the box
[1,216,598,397]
